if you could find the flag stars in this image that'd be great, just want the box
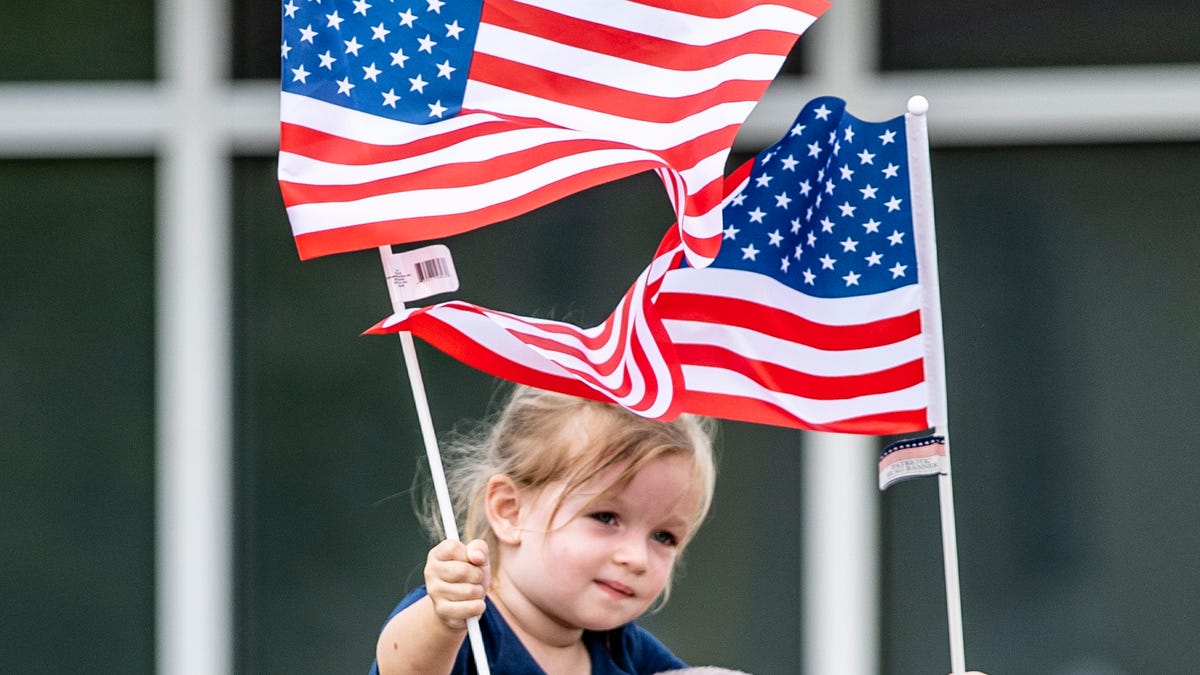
[325,10,344,28]
[417,34,437,52]
[398,8,418,26]
[344,36,363,55]
[824,179,835,195]
[445,20,464,38]
[781,155,799,171]
[793,244,804,260]
[860,184,878,199]
[318,50,337,69]
[767,230,784,246]
[839,165,854,181]
[888,230,905,246]
[882,163,900,179]
[381,88,400,107]
[281,41,293,58]
[741,243,760,261]
[730,192,747,207]
[299,24,318,43]
[371,22,391,41]
[865,251,883,266]
[362,62,382,81]
[890,262,908,278]
[807,141,822,158]
[840,236,859,252]
[819,253,836,269]
[336,76,355,95]
[879,129,897,145]
[814,104,832,120]
[858,149,875,165]
[427,0,445,12]
[803,268,816,285]
[436,60,456,78]
[747,207,766,224]
[843,126,856,143]
[798,180,812,197]
[284,1,299,18]
[428,100,447,118]
[790,123,806,137]
[806,231,818,247]
[774,192,792,209]
[723,224,740,240]
[781,257,791,273]
[755,173,773,188]
[389,48,409,67]
[884,196,904,212]
[408,73,428,92]
[838,201,856,217]
[790,218,802,234]
[291,64,311,83]
[842,271,861,286]
[352,0,372,15]
[862,218,881,233]
[820,217,835,233]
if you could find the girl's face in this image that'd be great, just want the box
[497,453,700,635]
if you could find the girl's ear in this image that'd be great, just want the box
[485,475,523,545]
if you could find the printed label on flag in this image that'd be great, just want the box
[387,244,459,302]
[878,435,947,490]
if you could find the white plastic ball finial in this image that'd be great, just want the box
[907,95,929,116]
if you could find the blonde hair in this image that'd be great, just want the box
[420,385,717,576]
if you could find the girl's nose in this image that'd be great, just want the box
[613,535,649,573]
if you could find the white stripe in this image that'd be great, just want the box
[284,146,663,234]
[659,267,922,326]
[464,81,757,152]
[514,0,821,45]
[682,365,929,424]
[476,24,788,98]
[280,92,498,145]
[664,319,925,376]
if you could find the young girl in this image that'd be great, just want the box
[372,385,717,675]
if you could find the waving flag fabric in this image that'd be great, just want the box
[656,96,937,433]
[279,0,829,266]
[366,246,686,419]
[368,96,943,434]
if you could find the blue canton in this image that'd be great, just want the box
[281,0,483,123]
[715,96,917,299]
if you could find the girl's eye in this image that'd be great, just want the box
[652,530,679,547]
[590,512,617,525]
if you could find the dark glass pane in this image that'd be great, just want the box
[882,0,1200,69]
[233,159,806,673]
[882,143,1200,673]
[0,159,156,672]
[0,4,155,80]
[233,0,282,80]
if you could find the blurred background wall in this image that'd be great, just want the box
[2,1,1199,673]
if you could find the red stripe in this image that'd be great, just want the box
[292,161,659,259]
[657,293,923,351]
[482,0,806,67]
[627,0,831,20]
[676,344,926,400]
[280,119,525,166]
[471,53,773,125]
[682,391,928,434]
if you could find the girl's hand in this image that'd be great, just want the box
[423,538,490,631]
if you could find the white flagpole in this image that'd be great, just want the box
[378,246,492,675]
[905,96,967,674]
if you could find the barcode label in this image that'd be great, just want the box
[386,244,459,303]
[414,257,450,283]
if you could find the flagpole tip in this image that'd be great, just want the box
[907,95,929,116]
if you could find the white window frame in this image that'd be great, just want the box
[1,0,1196,673]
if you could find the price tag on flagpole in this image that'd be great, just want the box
[384,244,460,303]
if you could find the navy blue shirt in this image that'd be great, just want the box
[369,586,686,675]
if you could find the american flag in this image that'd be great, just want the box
[657,96,936,433]
[278,0,828,266]
[878,434,947,490]
[367,96,943,434]
[365,245,686,418]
